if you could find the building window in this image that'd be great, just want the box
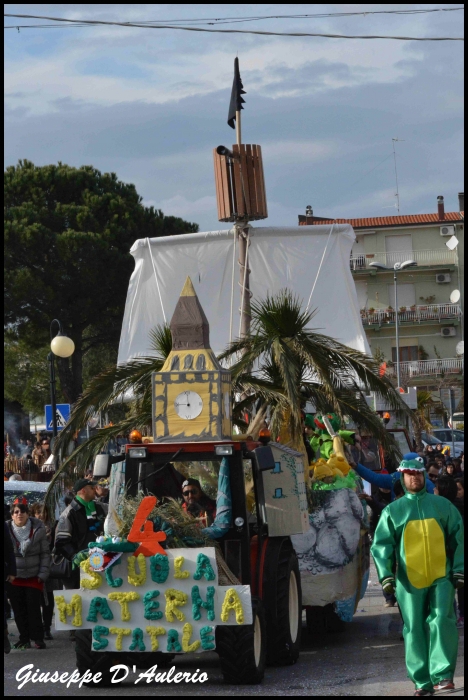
[392,346,418,362]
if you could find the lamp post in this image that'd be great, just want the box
[48,320,75,441]
[369,260,417,391]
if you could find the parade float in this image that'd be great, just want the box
[54,59,386,685]
[57,279,309,685]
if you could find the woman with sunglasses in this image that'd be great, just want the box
[6,498,50,649]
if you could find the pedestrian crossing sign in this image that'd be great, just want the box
[44,404,71,431]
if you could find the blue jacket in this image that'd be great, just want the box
[355,462,434,501]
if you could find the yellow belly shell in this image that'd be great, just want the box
[404,518,446,589]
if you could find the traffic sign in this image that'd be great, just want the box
[45,404,71,431]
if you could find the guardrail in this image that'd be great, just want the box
[361,303,461,325]
[350,248,457,271]
[386,358,464,378]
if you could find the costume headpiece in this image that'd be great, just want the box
[397,456,425,474]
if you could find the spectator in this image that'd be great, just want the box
[434,476,458,503]
[442,463,456,478]
[4,521,16,654]
[84,470,94,481]
[31,442,44,468]
[435,456,445,473]
[6,498,50,650]
[455,476,464,505]
[359,475,395,607]
[63,491,75,507]
[41,439,51,460]
[9,474,22,482]
[54,479,107,592]
[30,504,61,640]
[94,478,109,505]
[436,475,464,629]
[181,478,216,527]
[427,463,440,486]
[17,439,28,458]
[452,459,462,475]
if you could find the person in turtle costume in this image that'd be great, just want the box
[305,413,357,461]
[371,456,464,696]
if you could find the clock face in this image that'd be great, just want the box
[174,391,203,420]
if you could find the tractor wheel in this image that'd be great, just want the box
[75,631,176,684]
[263,538,302,666]
[216,597,267,684]
[75,630,116,687]
[306,603,345,636]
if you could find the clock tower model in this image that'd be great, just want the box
[152,277,232,442]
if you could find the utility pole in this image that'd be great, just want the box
[213,58,268,340]
[392,137,404,214]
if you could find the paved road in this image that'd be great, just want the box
[5,568,464,696]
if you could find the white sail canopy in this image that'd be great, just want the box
[117,224,370,365]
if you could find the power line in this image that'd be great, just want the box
[4,13,464,40]
[4,8,465,29]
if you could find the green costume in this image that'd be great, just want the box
[371,458,464,692]
[305,413,355,460]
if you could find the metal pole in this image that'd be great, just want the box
[235,109,241,147]
[449,388,456,456]
[48,351,58,440]
[238,226,251,339]
[394,269,401,389]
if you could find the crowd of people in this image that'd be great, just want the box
[4,436,52,473]
[3,467,217,654]
[3,474,110,653]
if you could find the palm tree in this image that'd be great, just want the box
[412,390,435,451]
[220,290,410,454]
[48,323,282,495]
[50,290,410,498]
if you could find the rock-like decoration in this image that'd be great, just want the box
[292,489,364,575]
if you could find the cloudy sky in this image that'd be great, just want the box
[4,4,464,231]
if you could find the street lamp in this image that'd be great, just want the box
[369,260,417,391]
[49,319,75,441]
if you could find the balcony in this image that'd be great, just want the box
[361,303,461,327]
[386,358,464,379]
[350,248,457,271]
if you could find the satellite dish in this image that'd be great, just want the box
[450,289,461,304]
[456,341,464,356]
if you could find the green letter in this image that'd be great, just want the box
[191,585,215,621]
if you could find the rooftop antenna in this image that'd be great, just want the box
[392,137,404,214]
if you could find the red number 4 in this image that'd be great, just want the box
[127,496,167,557]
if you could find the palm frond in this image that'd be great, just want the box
[220,288,410,443]
[55,324,171,457]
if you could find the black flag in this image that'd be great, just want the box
[227,57,246,129]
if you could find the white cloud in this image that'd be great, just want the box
[4,3,464,230]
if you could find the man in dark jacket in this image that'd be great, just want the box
[54,479,107,590]
[4,521,16,654]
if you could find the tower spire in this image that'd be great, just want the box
[170,276,210,350]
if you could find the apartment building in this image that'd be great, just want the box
[299,194,464,392]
